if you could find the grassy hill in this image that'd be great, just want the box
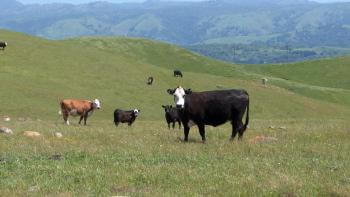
[1,29,350,196]
[2,1,350,64]
[244,56,350,90]
[1,29,349,121]
[242,57,350,107]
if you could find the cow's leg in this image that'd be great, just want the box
[230,120,239,141]
[62,111,70,125]
[115,122,119,127]
[236,110,246,140]
[83,114,88,125]
[178,120,181,129]
[198,124,206,143]
[78,116,84,124]
[167,122,170,129]
[172,121,175,129]
[237,121,245,140]
[183,124,190,142]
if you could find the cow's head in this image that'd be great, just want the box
[133,109,140,116]
[162,105,173,113]
[92,99,101,109]
[167,86,192,109]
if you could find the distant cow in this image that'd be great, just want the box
[167,86,249,142]
[60,99,101,125]
[114,109,140,126]
[173,70,183,77]
[262,78,268,87]
[147,76,154,85]
[162,105,181,129]
[0,42,7,50]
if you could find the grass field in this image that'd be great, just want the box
[1,29,350,196]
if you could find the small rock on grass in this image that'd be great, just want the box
[3,116,10,122]
[55,132,63,138]
[23,131,41,137]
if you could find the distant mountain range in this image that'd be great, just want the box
[1,0,350,63]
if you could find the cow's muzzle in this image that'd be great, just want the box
[176,104,184,109]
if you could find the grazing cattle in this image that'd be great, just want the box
[162,105,181,129]
[59,99,101,125]
[147,76,154,85]
[173,70,183,77]
[167,86,249,142]
[0,42,7,50]
[114,109,140,126]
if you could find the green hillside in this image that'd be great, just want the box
[244,57,350,90]
[1,29,350,196]
[0,29,349,122]
[242,57,350,106]
[2,1,350,64]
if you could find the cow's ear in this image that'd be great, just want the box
[185,89,192,94]
[162,105,166,108]
[167,89,175,95]
[170,105,173,108]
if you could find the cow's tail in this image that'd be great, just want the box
[242,94,249,132]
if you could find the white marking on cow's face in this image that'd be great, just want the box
[5,42,7,46]
[173,86,186,108]
[133,109,140,116]
[93,99,101,109]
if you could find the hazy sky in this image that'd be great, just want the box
[15,0,350,5]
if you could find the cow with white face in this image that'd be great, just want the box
[59,98,101,125]
[167,86,249,142]
[114,108,141,126]
[167,86,192,109]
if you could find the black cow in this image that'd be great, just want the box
[173,70,183,77]
[147,76,154,85]
[114,109,140,126]
[167,86,249,142]
[162,105,182,129]
[0,42,7,50]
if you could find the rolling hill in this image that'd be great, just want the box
[1,29,350,196]
[1,0,350,63]
[0,29,349,121]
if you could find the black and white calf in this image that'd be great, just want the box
[173,70,183,77]
[0,42,7,50]
[162,105,181,129]
[167,86,249,142]
[114,109,140,126]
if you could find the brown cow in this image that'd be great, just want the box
[59,99,101,125]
